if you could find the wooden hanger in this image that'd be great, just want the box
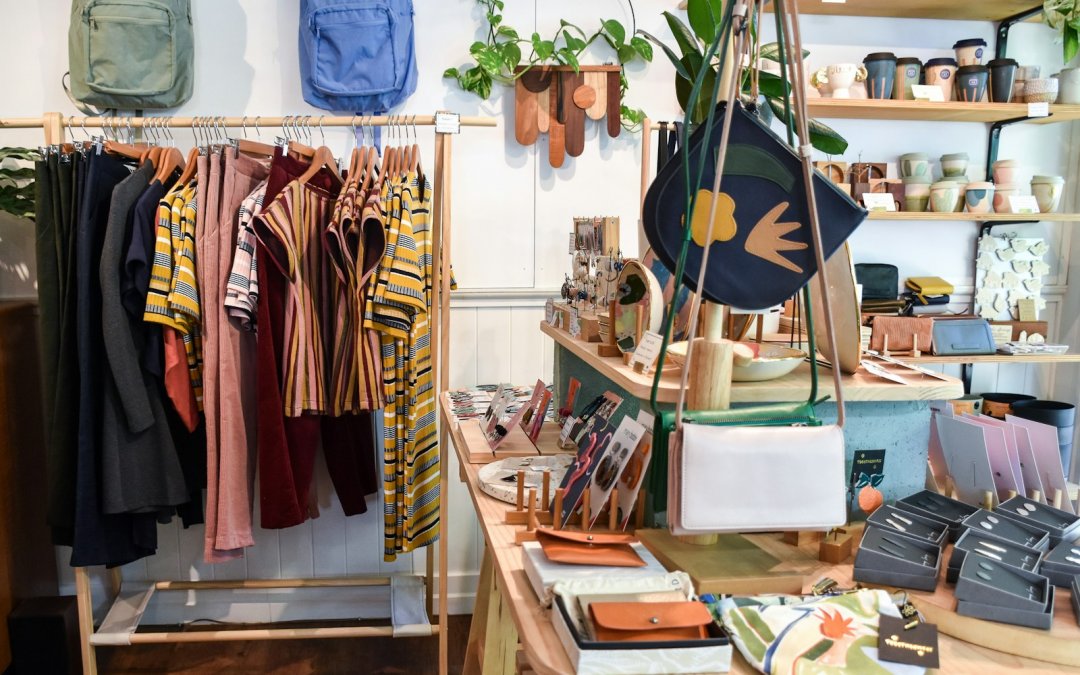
[176,146,200,186]
[154,146,184,185]
[298,145,343,189]
[232,115,276,159]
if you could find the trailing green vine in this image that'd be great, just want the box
[0,147,36,220]
[443,0,654,130]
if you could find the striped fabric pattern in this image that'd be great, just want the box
[223,181,266,331]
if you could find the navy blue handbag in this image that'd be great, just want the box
[299,0,418,112]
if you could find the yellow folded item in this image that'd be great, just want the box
[905,276,954,296]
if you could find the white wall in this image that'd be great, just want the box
[0,1,1075,621]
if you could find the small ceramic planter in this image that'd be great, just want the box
[965,182,995,214]
[941,152,969,178]
[900,152,930,178]
[863,52,897,99]
[954,184,969,212]
[1014,65,1041,103]
[1031,175,1065,213]
[894,57,922,100]
[956,65,989,102]
[988,58,1018,103]
[817,63,868,99]
[953,38,988,66]
[994,184,1020,213]
[1058,67,1080,104]
[904,180,931,212]
[992,159,1020,185]
[1024,78,1059,103]
[925,57,958,101]
[930,181,960,213]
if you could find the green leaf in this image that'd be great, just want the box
[563,30,586,52]
[474,46,505,75]
[759,42,810,63]
[559,19,588,39]
[536,40,555,61]
[442,67,460,79]
[500,41,522,69]
[492,0,504,9]
[637,29,691,80]
[663,11,702,59]
[686,0,723,44]
[496,25,518,40]
[602,19,626,46]
[757,71,790,99]
[469,41,487,56]
[630,36,653,62]
[675,53,717,124]
[1066,24,1080,65]
[485,12,502,27]
[560,49,581,71]
[768,97,849,154]
[617,44,637,64]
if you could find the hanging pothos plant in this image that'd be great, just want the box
[0,147,36,220]
[637,0,848,154]
[1044,0,1080,64]
[443,0,654,130]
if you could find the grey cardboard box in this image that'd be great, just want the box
[853,526,941,591]
[955,556,1051,613]
[956,594,1054,630]
[867,504,948,547]
[961,509,1050,551]
[946,529,1043,583]
[896,490,977,541]
[1039,540,1080,587]
[995,496,1080,547]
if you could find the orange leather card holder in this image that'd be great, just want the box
[589,601,712,642]
[535,528,645,567]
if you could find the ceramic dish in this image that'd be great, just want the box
[667,341,807,382]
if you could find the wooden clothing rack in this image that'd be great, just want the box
[1,110,496,675]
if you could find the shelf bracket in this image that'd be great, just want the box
[985,114,1052,178]
[995,5,1044,60]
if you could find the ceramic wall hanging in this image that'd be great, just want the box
[975,235,1048,321]
[513,65,621,168]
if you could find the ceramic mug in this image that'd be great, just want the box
[964,182,995,214]
[819,63,868,99]
[899,152,930,178]
[1031,175,1065,212]
[993,184,1020,213]
[924,57,958,101]
[953,38,988,67]
[988,58,1018,103]
[940,152,969,178]
[929,181,960,213]
[956,65,989,102]
[992,159,1020,185]
[863,52,897,99]
[893,57,922,100]
[1058,67,1080,104]
[904,180,931,212]
[949,394,984,416]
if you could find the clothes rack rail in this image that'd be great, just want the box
[0,111,496,675]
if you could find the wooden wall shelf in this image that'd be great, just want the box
[867,212,1080,222]
[542,321,964,403]
[897,353,1080,365]
[764,0,1042,22]
[807,99,1080,124]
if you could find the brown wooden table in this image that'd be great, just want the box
[441,394,1080,674]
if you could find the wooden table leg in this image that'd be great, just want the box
[463,545,494,675]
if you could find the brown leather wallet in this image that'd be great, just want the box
[869,316,933,354]
[589,601,712,642]
[535,528,645,567]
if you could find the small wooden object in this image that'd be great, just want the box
[572,85,596,110]
[506,469,554,526]
[912,334,921,358]
[1053,488,1064,510]
[581,489,591,530]
[514,80,539,145]
[548,85,566,168]
[608,488,619,531]
[553,489,565,531]
[782,530,823,547]
[981,489,995,510]
[819,529,854,564]
[814,160,848,184]
[542,471,551,511]
[564,72,587,158]
[585,72,607,120]
[1031,489,1043,503]
[606,71,621,138]
[515,489,541,543]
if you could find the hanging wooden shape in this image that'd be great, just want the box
[536,86,551,133]
[573,84,596,110]
[585,71,607,121]
[606,70,622,138]
[565,72,586,157]
[520,67,553,93]
[515,79,539,145]
[548,83,566,168]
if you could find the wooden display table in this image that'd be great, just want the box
[441,394,1080,674]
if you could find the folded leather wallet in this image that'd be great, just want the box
[854,263,899,301]
[535,528,646,567]
[869,316,933,353]
[905,276,954,299]
[589,601,712,642]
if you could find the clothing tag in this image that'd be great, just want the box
[1027,101,1050,118]
[434,111,461,134]
[878,616,940,668]
[862,192,896,212]
[1009,195,1040,214]
[912,85,945,102]
[629,331,664,373]
[559,417,578,445]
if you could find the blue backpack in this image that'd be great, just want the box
[299,0,418,112]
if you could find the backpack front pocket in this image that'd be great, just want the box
[85,1,175,95]
[311,3,400,96]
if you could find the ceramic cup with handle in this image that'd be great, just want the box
[1031,175,1065,212]
[964,182,995,214]
[953,38,988,66]
[988,58,1018,102]
[822,63,868,99]
[863,52,897,99]
[893,57,922,100]
[924,57,958,101]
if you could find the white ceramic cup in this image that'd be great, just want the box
[1031,176,1065,213]
[826,63,865,99]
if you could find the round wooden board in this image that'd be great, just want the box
[901,545,1080,667]
[572,85,596,110]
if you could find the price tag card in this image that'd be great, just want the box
[1018,298,1038,321]
[911,85,945,102]
[1027,101,1050,118]
[629,331,664,373]
[988,323,1014,345]
[862,192,897,212]
[569,308,581,338]
[558,417,578,445]
[569,232,578,253]
[1009,195,1040,214]
[545,299,555,325]
[434,111,461,134]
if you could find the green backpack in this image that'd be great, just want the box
[67,0,194,110]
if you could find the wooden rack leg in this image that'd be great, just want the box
[581,490,591,530]
[553,489,565,530]
[74,567,97,675]
[541,470,551,511]
[435,129,453,675]
[608,488,619,530]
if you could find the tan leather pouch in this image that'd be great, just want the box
[535,528,645,567]
[869,316,933,354]
[589,601,711,642]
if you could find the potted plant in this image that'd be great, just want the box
[1044,0,1080,64]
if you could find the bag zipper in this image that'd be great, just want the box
[91,16,170,28]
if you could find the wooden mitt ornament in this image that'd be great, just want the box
[514,65,622,168]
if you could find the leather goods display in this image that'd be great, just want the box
[870,316,933,353]
[932,318,995,356]
[589,601,711,643]
[648,0,847,535]
[536,528,646,567]
[641,104,867,311]
[906,276,955,303]
[855,263,899,300]
[67,0,195,110]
